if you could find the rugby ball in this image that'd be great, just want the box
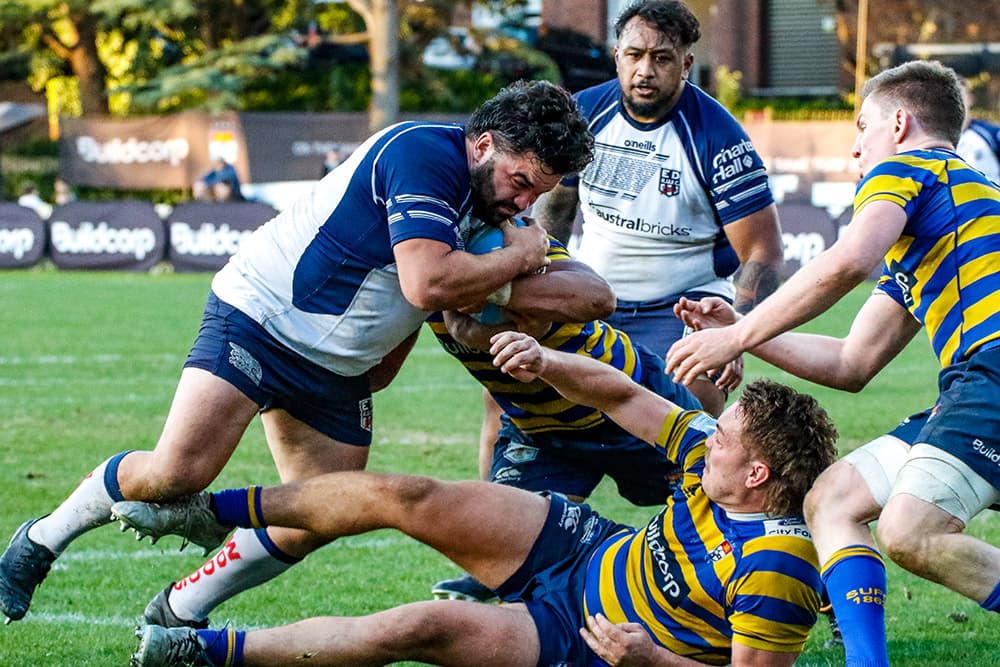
[466,217,527,324]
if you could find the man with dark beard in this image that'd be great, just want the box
[0,80,594,630]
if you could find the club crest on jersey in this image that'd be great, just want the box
[706,540,733,563]
[358,397,373,431]
[659,168,681,197]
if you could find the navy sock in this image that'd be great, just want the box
[197,628,245,667]
[210,487,265,528]
[980,578,1000,612]
[821,545,889,667]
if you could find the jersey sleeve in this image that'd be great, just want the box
[725,536,822,653]
[375,128,470,249]
[653,409,715,471]
[682,87,774,225]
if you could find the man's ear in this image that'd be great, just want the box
[746,461,771,490]
[472,132,495,163]
[681,52,694,80]
[892,108,911,144]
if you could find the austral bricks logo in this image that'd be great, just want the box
[590,205,691,237]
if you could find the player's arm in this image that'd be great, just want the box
[666,199,907,386]
[749,291,920,391]
[507,259,614,322]
[723,204,784,314]
[531,182,580,245]
[394,220,551,312]
[677,292,921,392]
[444,259,614,350]
[490,331,673,445]
[581,614,707,667]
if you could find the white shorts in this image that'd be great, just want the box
[845,437,1000,524]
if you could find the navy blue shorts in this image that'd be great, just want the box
[912,346,1000,490]
[185,292,373,446]
[495,493,630,667]
[490,346,699,505]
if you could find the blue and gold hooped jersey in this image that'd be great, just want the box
[582,408,822,663]
[859,149,1000,367]
[426,237,642,434]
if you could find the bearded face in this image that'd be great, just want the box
[469,156,518,225]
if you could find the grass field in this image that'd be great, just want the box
[0,270,996,665]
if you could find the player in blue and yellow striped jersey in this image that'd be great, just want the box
[427,224,702,602]
[667,59,1000,667]
[125,330,837,667]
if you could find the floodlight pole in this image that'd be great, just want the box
[854,0,869,116]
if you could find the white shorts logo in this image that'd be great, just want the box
[227,343,262,386]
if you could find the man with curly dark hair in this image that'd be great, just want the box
[0,80,594,631]
[127,330,837,667]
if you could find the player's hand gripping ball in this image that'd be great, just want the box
[465,217,527,324]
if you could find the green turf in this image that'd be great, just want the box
[0,270,996,665]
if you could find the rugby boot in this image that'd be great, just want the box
[430,573,498,602]
[112,494,232,556]
[131,625,210,667]
[0,519,57,622]
[144,584,209,629]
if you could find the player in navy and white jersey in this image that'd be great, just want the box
[533,0,784,417]
[956,80,1000,183]
[668,60,1000,666]
[0,80,594,629]
[128,332,837,667]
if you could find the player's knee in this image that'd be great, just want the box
[804,460,856,523]
[119,451,212,499]
[384,474,442,514]
[377,604,464,657]
[876,513,929,574]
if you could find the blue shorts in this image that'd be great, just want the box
[495,493,630,667]
[491,346,699,505]
[185,292,373,446]
[911,346,1000,490]
[607,291,726,359]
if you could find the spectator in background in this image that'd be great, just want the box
[321,146,343,177]
[54,178,76,206]
[16,182,52,219]
[956,80,1000,183]
[193,157,243,201]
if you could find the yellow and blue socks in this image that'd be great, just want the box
[210,487,265,529]
[197,627,246,667]
[821,545,889,667]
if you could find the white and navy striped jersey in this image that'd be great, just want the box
[569,81,774,302]
[213,122,473,376]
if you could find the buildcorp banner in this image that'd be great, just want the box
[0,203,46,268]
[59,112,246,190]
[48,201,166,271]
[168,201,279,272]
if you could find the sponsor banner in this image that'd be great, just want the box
[167,201,278,272]
[59,112,246,190]
[240,112,369,183]
[777,203,840,277]
[48,201,166,271]
[0,203,46,268]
